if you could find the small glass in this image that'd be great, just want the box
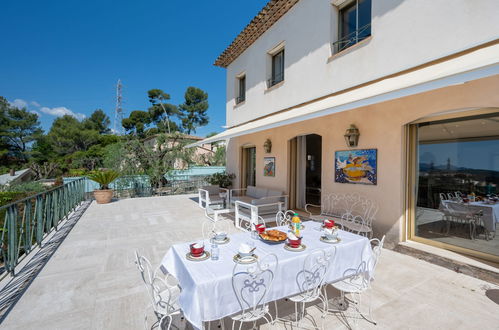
[211,243,219,260]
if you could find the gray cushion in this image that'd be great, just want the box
[246,186,257,197]
[266,189,283,197]
[232,196,253,204]
[202,185,220,195]
[253,187,268,199]
[251,196,282,205]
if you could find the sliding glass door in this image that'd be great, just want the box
[410,112,499,260]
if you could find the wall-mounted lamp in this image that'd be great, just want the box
[263,138,272,153]
[344,124,360,148]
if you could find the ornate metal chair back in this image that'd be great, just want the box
[296,248,334,300]
[232,253,278,315]
[275,210,296,227]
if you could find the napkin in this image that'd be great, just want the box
[238,243,252,254]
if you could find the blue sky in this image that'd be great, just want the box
[420,140,499,172]
[0,0,267,136]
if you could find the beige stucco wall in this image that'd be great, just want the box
[226,74,499,247]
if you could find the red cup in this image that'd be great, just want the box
[190,243,204,257]
[324,220,335,228]
[288,237,302,248]
[255,224,266,234]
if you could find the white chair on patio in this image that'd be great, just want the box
[287,248,334,328]
[336,197,378,239]
[326,236,385,327]
[198,185,228,209]
[230,253,278,329]
[234,199,285,231]
[307,193,377,238]
[134,251,182,330]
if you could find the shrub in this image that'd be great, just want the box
[205,172,235,188]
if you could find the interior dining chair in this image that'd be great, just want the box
[134,251,182,330]
[230,253,279,330]
[287,248,334,329]
[275,209,296,227]
[326,236,385,328]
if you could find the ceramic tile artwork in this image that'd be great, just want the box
[263,157,275,177]
[335,149,377,185]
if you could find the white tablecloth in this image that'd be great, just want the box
[441,200,499,232]
[161,221,372,329]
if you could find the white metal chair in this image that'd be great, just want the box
[275,210,297,227]
[305,193,377,238]
[335,194,378,238]
[202,219,233,242]
[287,248,334,328]
[134,251,182,330]
[326,236,385,327]
[444,202,482,239]
[230,253,278,329]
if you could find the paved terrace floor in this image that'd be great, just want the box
[1,195,499,329]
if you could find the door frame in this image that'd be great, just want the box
[240,145,256,189]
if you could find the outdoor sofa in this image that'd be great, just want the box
[230,185,288,230]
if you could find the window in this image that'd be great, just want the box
[236,75,246,104]
[410,112,499,259]
[334,0,371,53]
[268,49,284,88]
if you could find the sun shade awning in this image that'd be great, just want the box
[188,43,499,148]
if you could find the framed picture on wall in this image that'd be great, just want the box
[263,157,275,177]
[335,149,377,185]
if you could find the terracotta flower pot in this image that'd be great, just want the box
[93,189,113,204]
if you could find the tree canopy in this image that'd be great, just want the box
[179,87,209,134]
[147,89,180,134]
[122,110,152,138]
[0,96,43,164]
[84,109,111,134]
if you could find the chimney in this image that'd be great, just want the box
[9,169,15,176]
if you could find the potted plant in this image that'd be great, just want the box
[88,170,120,204]
[205,172,235,189]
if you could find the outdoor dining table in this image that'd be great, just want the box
[161,221,373,330]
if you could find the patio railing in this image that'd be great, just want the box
[0,178,85,278]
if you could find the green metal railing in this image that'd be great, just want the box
[0,178,85,277]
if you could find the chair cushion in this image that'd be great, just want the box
[246,186,257,197]
[266,189,283,197]
[202,185,220,195]
[251,196,281,205]
[232,196,253,204]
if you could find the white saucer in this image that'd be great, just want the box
[284,243,307,252]
[211,236,230,245]
[320,236,341,244]
[186,251,211,261]
[233,254,258,264]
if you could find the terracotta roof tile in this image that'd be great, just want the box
[214,0,300,68]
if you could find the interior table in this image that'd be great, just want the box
[161,221,373,329]
[441,200,499,234]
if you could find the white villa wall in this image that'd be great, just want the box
[225,0,499,127]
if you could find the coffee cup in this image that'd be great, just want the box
[287,232,302,248]
[324,219,335,228]
[214,231,227,241]
[190,243,204,257]
[238,243,254,258]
